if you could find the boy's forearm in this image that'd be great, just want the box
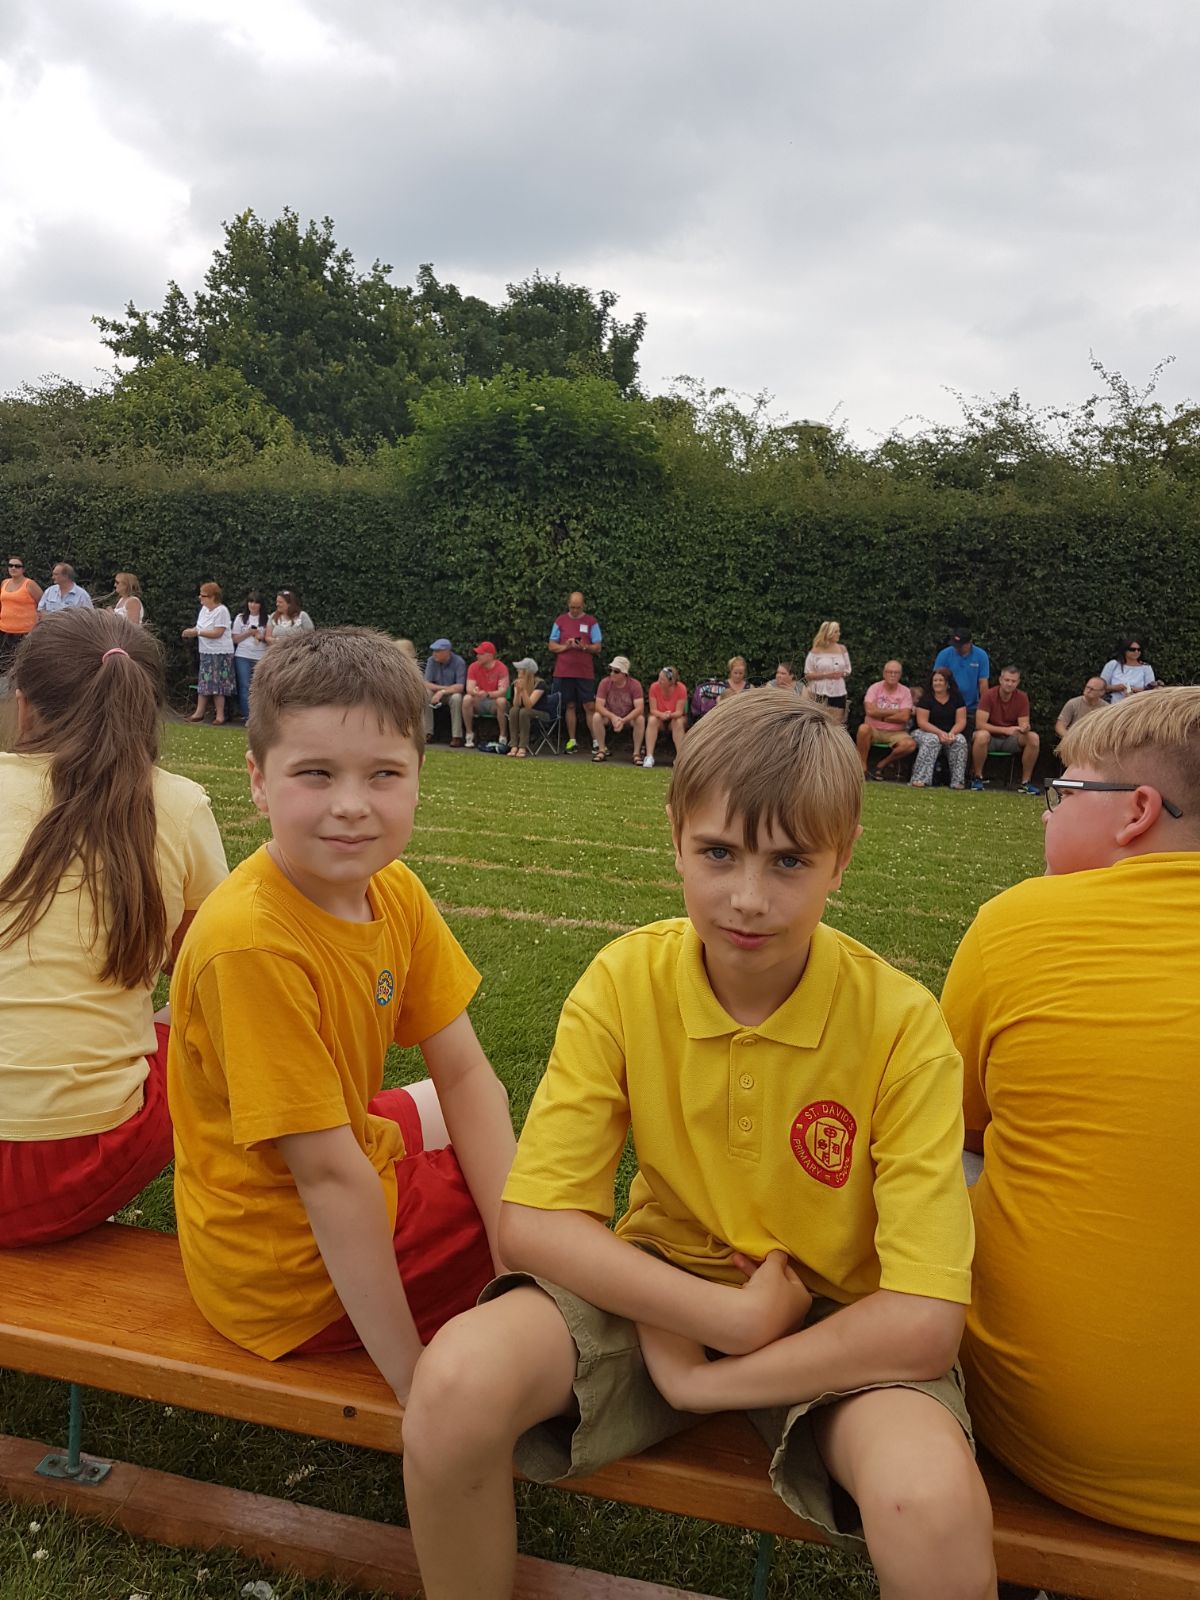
[665,1290,965,1414]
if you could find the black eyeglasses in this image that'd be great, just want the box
[1047,778,1182,818]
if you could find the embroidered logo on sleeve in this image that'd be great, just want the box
[375,969,395,1006]
[790,1101,856,1188]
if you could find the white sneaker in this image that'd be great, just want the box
[497,737,509,752]
[642,754,655,768]
[464,733,475,748]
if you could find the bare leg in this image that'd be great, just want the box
[214,694,226,724]
[566,703,578,742]
[591,707,609,753]
[671,717,686,752]
[1021,732,1040,782]
[855,722,872,772]
[631,712,645,757]
[404,1289,580,1600]
[403,1077,450,1150]
[646,714,661,760]
[815,1388,996,1600]
[462,696,476,736]
[971,731,990,777]
[188,694,210,722]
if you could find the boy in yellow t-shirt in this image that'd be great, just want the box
[404,693,995,1600]
[169,629,514,1402]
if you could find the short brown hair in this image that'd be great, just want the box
[199,581,222,603]
[1058,687,1200,821]
[668,688,861,857]
[248,627,427,763]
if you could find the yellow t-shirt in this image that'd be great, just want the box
[169,846,480,1359]
[505,918,973,1306]
[0,753,227,1140]
[942,854,1200,1541]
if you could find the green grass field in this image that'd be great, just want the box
[0,728,1046,1600]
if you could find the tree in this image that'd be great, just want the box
[93,356,296,464]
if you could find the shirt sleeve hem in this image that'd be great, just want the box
[878,1266,972,1305]
[233,1104,351,1148]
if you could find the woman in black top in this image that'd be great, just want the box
[911,668,968,787]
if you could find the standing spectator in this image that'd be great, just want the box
[231,592,271,722]
[549,590,602,753]
[508,658,553,758]
[0,555,42,677]
[269,590,314,636]
[804,621,852,723]
[37,562,94,616]
[855,660,916,778]
[971,666,1041,794]
[591,655,645,763]
[1055,676,1109,738]
[112,573,144,627]
[771,661,804,697]
[910,669,968,789]
[181,581,235,725]
[423,638,467,746]
[933,630,990,715]
[1101,637,1158,702]
[643,666,688,769]
[463,642,510,750]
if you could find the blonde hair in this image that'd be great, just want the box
[114,572,141,597]
[248,627,427,765]
[395,638,418,663]
[1058,687,1200,818]
[812,621,841,652]
[668,689,861,857]
[727,655,747,675]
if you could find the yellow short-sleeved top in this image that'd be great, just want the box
[505,918,973,1306]
[169,846,480,1359]
[0,753,227,1141]
[942,854,1200,1541]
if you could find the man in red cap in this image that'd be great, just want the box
[463,641,510,749]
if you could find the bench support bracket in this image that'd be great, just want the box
[751,1531,775,1600]
[35,1383,111,1486]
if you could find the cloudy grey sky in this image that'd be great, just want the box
[3,0,1199,441]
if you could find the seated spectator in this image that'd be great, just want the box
[463,641,510,750]
[770,661,805,697]
[269,590,314,635]
[724,655,750,696]
[423,638,467,746]
[592,655,645,763]
[1055,676,1109,738]
[933,629,990,715]
[804,620,852,723]
[507,658,555,757]
[911,669,968,789]
[37,562,94,615]
[855,660,916,779]
[971,666,1041,794]
[1101,637,1159,702]
[643,666,688,769]
[942,688,1200,1541]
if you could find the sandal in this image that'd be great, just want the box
[186,713,206,723]
[592,749,608,762]
[506,745,520,756]
[631,751,643,765]
[515,747,528,758]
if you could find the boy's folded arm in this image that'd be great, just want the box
[419,1010,516,1272]
[499,1204,806,1356]
[639,1289,966,1415]
[275,1124,423,1403]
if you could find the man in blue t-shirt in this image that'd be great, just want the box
[933,630,990,713]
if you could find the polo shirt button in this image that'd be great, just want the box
[740,1073,754,1089]
[741,1035,758,1046]
[738,1115,753,1132]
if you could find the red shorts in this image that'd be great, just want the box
[0,1023,174,1248]
[293,1086,494,1353]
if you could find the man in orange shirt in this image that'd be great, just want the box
[943,688,1200,1541]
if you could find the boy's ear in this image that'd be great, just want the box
[665,802,684,873]
[246,748,269,815]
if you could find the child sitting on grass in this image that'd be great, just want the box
[168,629,514,1401]
[1,609,226,1246]
[403,690,995,1600]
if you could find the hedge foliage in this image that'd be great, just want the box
[3,372,1198,728]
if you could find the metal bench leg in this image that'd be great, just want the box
[751,1531,775,1600]
[35,1383,112,1484]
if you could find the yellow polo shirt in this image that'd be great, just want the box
[169,847,479,1359]
[0,753,226,1140]
[505,918,972,1306]
[942,854,1200,1541]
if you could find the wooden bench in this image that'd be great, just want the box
[2,1224,1198,1600]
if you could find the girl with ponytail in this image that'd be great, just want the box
[0,609,228,1245]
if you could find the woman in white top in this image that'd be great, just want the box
[181,581,235,724]
[1101,636,1159,703]
[112,572,145,627]
[269,589,314,635]
[231,591,271,722]
[804,620,852,723]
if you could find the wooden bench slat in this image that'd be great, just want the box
[4,1224,1200,1600]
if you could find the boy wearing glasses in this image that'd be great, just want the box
[942,687,1200,1542]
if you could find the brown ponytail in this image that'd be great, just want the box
[0,610,168,988]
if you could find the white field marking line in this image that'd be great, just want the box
[407,851,679,893]
[435,901,632,934]
[414,822,668,856]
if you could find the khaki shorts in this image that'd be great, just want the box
[479,1273,973,1552]
[869,728,911,747]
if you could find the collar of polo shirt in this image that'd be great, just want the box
[674,921,841,1046]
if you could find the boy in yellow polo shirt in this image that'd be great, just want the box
[404,693,995,1600]
[168,630,514,1402]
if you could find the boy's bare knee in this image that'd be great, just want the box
[405,1317,517,1462]
[859,1443,994,1597]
